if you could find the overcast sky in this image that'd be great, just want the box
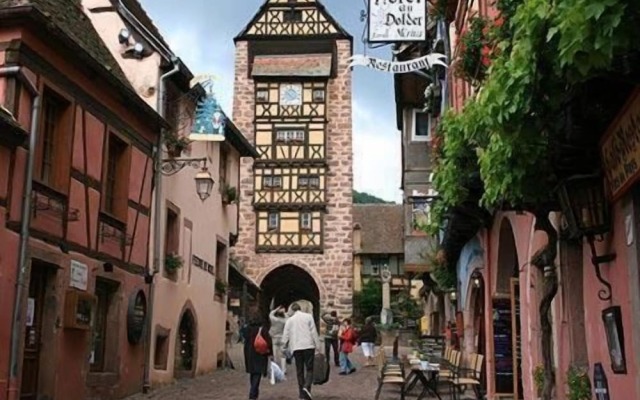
[139,0,401,203]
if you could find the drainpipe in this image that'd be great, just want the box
[142,59,180,394]
[1,66,41,400]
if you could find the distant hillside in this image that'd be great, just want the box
[353,190,392,204]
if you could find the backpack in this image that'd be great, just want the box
[254,328,270,355]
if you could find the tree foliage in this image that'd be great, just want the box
[353,190,392,204]
[353,279,382,321]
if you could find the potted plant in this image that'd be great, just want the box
[222,183,237,205]
[566,366,590,400]
[164,131,191,158]
[533,365,545,400]
[215,278,227,295]
[164,253,183,274]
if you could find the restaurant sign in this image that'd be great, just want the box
[601,89,640,200]
[368,0,426,42]
[347,53,447,74]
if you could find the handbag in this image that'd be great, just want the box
[253,328,270,355]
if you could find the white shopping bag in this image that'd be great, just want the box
[270,361,285,385]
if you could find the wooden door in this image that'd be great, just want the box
[20,267,47,400]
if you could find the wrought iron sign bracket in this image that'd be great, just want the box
[160,157,208,176]
[587,235,616,302]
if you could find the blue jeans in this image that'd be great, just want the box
[339,352,354,373]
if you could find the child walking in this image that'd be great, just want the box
[338,318,357,375]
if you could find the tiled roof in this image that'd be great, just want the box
[252,54,333,77]
[0,0,131,90]
[354,204,404,255]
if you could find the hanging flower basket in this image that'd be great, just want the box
[164,132,191,158]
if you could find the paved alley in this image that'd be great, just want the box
[126,347,413,400]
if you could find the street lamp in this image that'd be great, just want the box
[194,168,214,201]
[557,174,616,301]
[160,157,214,201]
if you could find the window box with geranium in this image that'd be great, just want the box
[164,131,191,158]
[454,16,501,84]
[222,183,237,205]
[215,278,227,296]
[164,253,183,274]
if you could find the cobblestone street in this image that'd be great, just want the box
[126,346,416,400]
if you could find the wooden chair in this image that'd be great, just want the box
[453,353,484,400]
[437,350,463,399]
[374,349,406,400]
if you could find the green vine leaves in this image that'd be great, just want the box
[429,0,637,231]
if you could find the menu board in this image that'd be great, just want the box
[493,298,514,393]
[512,280,523,397]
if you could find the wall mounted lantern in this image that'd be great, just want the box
[471,270,483,288]
[160,157,214,201]
[448,289,457,307]
[556,174,616,301]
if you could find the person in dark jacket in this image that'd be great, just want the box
[243,312,273,400]
[357,317,378,366]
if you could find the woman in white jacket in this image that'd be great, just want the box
[269,305,289,373]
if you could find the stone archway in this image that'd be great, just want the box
[174,304,198,379]
[260,264,321,324]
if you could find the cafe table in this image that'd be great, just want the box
[404,359,441,400]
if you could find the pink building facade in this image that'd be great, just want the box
[446,1,640,399]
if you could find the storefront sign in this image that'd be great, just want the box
[368,0,426,42]
[347,53,447,74]
[127,290,147,345]
[601,89,640,200]
[70,260,88,291]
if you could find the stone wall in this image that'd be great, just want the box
[231,39,354,317]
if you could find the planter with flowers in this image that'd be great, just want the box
[164,131,191,158]
[454,15,504,85]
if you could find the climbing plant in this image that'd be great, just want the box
[430,0,640,398]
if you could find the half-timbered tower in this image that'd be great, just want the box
[232,0,354,319]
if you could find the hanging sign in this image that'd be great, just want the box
[593,363,610,400]
[347,53,447,74]
[189,76,226,142]
[601,89,640,200]
[368,0,426,42]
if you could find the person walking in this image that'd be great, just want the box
[281,302,322,400]
[242,312,273,400]
[269,305,289,373]
[338,318,357,375]
[358,316,378,367]
[321,310,341,367]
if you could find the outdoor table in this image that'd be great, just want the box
[404,362,441,400]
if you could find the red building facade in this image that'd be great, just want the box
[0,2,162,399]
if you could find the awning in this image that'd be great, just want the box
[252,54,333,77]
[229,260,261,295]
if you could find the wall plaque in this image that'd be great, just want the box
[127,290,147,345]
[602,306,627,374]
[70,260,88,291]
